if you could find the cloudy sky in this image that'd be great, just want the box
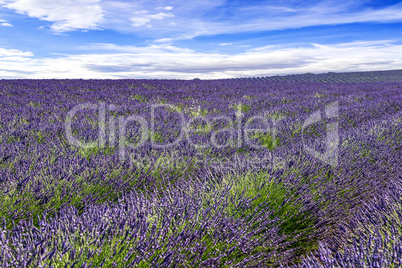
[0,0,402,79]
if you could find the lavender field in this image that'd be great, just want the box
[0,71,401,267]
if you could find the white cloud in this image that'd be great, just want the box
[1,40,402,79]
[0,19,13,26]
[157,6,173,11]
[2,0,104,32]
[131,11,174,27]
[0,47,33,57]
[83,0,226,36]
[0,48,33,77]
[131,17,151,27]
[240,5,297,13]
[77,43,193,54]
[219,43,232,46]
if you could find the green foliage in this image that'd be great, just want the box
[206,171,318,262]
[149,130,165,143]
[28,101,42,108]
[186,106,208,117]
[248,132,280,150]
[230,103,252,114]
[35,131,46,143]
[78,146,116,161]
[131,94,148,103]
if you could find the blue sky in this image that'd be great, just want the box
[0,0,402,79]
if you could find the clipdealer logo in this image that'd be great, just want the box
[64,102,283,163]
[302,101,339,167]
